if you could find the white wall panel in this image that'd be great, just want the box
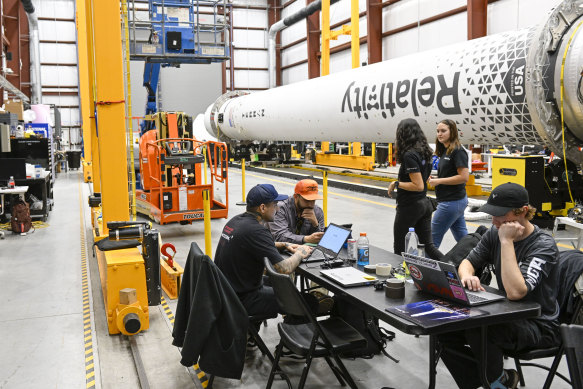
[418,0,466,20]
[233,70,269,88]
[383,28,419,60]
[40,43,78,64]
[282,62,308,85]
[32,0,75,19]
[327,0,366,25]
[233,49,269,68]
[281,19,307,46]
[328,43,368,74]
[233,8,268,28]
[233,29,267,48]
[38,20,76,41]
[282,41,307,66]
[488,0,563,34]
[40,66,78,86]
[42,95,79,106]
[418,13,466,52]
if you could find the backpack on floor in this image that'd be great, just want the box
[11,199,32,233]
[331,295,397,361]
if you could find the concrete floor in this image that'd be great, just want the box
[0,169,575,388]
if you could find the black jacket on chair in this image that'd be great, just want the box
[172,242,248,379]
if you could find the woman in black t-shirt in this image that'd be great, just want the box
[428,119,469,249]
[388,118,443,260]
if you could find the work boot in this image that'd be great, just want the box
[501,369,519,389]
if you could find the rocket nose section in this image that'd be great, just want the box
[203,103,214,138]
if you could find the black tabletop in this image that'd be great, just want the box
[296,245,541,336]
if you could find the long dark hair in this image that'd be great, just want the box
[395,118,433,164]
[434,119,461,156]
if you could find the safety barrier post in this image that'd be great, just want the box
[203,189,212,257]
[372,142,376,165]
[203,145,208,185]
[322,170,328,226]
[237,158,246,205]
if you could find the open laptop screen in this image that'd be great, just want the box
[318,224,350,253]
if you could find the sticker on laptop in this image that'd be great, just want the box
[449,285,468,301]
[404,254,441,270]
[444,271,461,286]
[408,265,423,280]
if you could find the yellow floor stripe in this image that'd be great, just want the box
[79,178,96,389]
[160,297,208,386]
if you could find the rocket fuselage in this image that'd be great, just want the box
[205,0,583,163]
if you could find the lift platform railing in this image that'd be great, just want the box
[127,0,231,64]
[144,137,228,212]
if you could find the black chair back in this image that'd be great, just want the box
[263,257,313,319]
[560,324,583,389]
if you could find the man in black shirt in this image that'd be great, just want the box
[438,183,560,389]
[215,184,313,316]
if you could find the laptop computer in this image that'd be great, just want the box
[320,266,377,287]
[402,252,505,306]
[303,223,351,263]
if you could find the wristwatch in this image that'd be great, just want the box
[394,181,399,190]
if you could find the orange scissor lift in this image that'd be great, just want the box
[136,113,228,225]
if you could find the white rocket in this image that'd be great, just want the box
[205,0,583,164]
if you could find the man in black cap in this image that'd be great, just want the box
[215,184,313,316]
[438,183,560,389]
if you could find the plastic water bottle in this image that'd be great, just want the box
[403,228,419,275]
[8,176,15,189]
[357,232,370,266]
[405,228,419,255]
[417,243,426,258]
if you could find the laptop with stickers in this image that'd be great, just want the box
[402,252,505,306]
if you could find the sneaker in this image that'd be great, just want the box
[501,369,519,389]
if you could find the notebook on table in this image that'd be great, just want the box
[401,252,505,307]
[303,223,351,263]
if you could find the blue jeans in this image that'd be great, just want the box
[431,196,468,249]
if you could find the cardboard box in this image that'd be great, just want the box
[5,99,24,120]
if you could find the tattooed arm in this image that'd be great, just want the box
[273,245,313,274]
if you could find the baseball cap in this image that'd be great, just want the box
[246,184,288,207]
[295,179,323,200]
[478,183,529,217]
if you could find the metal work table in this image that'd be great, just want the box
[295,246,541,389]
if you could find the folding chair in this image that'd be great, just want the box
[506,251,583,388]
[560,324,583,389]
[263,257,367,389]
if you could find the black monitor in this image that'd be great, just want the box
[0,158,26,183]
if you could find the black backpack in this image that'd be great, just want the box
[331,295,398,361]
[443,225,492,285]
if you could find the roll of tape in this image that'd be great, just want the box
[364,264,377,273]
[376,263,392,276]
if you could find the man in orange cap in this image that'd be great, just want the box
[269,178,325,244]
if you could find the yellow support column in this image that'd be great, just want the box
[84,0,101,192]
[91,0,130,230]
[203,189,212,257]
[350,0,359,69]
[321,0,330,76]
[75,0,92,183]
[322,171,328,226]
[372,142,376,164]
